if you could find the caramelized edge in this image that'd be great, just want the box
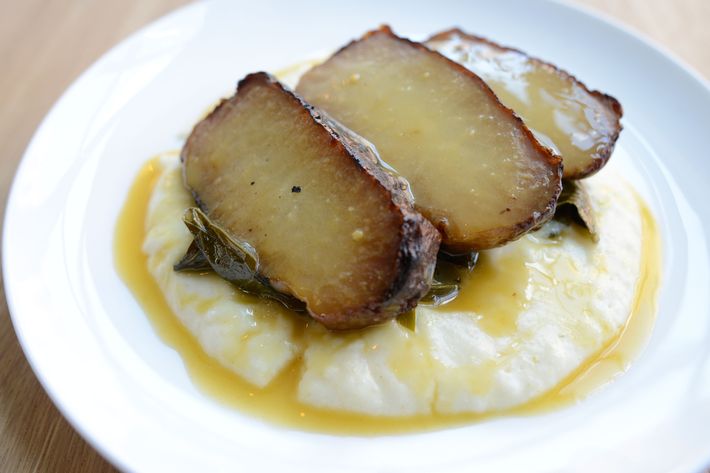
[301,25,563,250]
[427,27,624,179]
[181,72,440,330]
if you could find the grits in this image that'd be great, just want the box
[144,155,642,415]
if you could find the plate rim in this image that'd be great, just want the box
[4,1,710,472]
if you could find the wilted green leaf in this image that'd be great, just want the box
[174,207,305,312]
[173,240,211,272]
[396,310,417,331]
[421,250,479,307]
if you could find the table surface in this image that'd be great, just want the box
[1,0,708,471]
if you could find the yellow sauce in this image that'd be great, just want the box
[441,251,529,337]
[115,158,661,434]
[427,34,620,178]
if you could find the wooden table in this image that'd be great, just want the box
[1,1,708,471]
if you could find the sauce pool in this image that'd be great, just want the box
[114,157,661,434]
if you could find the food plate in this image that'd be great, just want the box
[4,0,710,471]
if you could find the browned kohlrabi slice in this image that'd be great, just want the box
[297,26,562,251]
[427,28,623,179]
[181,72,440,330]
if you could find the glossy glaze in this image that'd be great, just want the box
[115,158,659,434]
[428,31,622,178]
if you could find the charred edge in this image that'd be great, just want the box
[196,72,439,329]
[441,163,563,252]
[317,213,439,331]
[270,74,442,319]
[366,26,562,248]
[389,214,439,305]
[257,71,414,223]
[428,28,623,180]
[312,109,441,324]
[310,128,441,326]
[328,26,563,173]
[566,92,624,179]
[318,26,564,242]
[428,27,625,120]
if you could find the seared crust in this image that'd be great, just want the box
[308,106,440,329]
[428,27,623,179]
[181,72,440,330]
[299,26,562,251]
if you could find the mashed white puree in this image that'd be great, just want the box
[144,155,641,415]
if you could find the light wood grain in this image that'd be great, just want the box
[0,2,191,472]
[574,0,710,79]
[0,1,707,472]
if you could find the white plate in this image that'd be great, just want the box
[4,1,710,471]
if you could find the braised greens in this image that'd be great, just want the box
[174,208,306,311]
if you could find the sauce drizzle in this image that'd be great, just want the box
[115,157,661,434]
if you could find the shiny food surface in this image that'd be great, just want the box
[183,75,405,317]
[296,29,561,250]
[144,154,302,387]
[3,0,704,469]
[427,30,622,179]
[116,154,659,431]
